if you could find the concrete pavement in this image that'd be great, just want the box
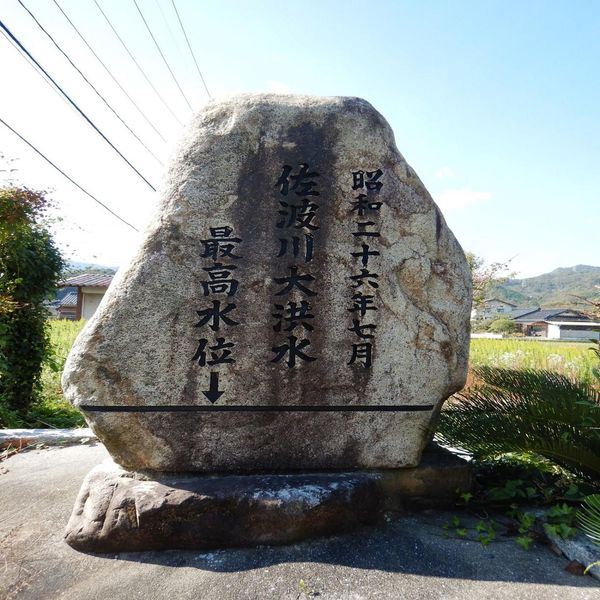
[1,444,598,600]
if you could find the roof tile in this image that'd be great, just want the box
[59,273,114,288]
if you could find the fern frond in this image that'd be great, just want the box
[474,366,598,405]
[437,368,600,481]
[579,495,600,545]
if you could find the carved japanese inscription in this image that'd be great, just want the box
[62,95,471,472]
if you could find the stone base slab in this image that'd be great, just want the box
[65,443,470,553]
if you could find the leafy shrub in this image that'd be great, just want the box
[0,186,64,420]
[488,317,517,335]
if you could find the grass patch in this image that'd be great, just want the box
[1,319,87,428]
[34,319,86,428]
[470,339,598,386]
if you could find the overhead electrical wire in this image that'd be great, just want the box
[52,0,168,145]
[93,0,184,126]
[170,0,211,99]
[0,19,157,192]
[132,0,193,112]
[0,116,139,232]
[17,0,163,167]
[1,26,77,120]
[153,0,188,68]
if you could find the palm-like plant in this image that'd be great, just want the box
[436,366,600,481]
[579,494,600,546]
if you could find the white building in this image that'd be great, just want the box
[471,298,517,321]
[510,308,600,340]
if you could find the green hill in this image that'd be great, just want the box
[492,265,600,308]
[63,261,117,278]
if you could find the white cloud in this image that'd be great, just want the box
[435,188,492,210]
[266,81,291,94]
[435,166,455,179]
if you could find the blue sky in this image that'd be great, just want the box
[1,0,599,277]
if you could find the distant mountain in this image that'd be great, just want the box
[64,261,117,277]
[492,265,600,308]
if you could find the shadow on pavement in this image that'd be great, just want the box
[109,517,597,588]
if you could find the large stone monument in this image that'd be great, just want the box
[63,94,472,552]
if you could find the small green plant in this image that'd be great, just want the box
[441,516,497,546]
[297,579,319,598]
[441,515,469,540]
[585,561,600,575]
[475,519,497,545]
[459,491,473,505]
[517,511,537,532]
[544,503,578,540]
[442,480,589,552]
[487,478,538,502]
[504,509,538,551]
[515,535,534,551]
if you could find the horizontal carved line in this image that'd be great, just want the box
[79,404,435,413]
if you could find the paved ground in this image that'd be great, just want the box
[0,428,94,448]
[0,445,598,600]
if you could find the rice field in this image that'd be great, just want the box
[32,324,599,427]
[470,338,598,386]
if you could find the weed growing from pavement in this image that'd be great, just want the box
[439,459,595,556]
[297,579,319,598]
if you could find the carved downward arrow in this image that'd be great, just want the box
[202,372,224,404]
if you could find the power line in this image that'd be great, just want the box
[0,27,74,118]
[17,0,163,167]
[153,0,188,69]
[0,116,139,232]
[133,0,193,112]
[0,18,157,192]
[170,0,211,99]
[52,0,168,145]
[94,0,184,126]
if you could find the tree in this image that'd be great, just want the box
[488,317,517,335]
[0,186,64,417]
[466,252,514,308]
[570,288,600,320]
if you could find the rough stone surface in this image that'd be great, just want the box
[65,443,470,553]
[378,443,472,511]
[62,94,472,472]
[547,532,600,581]
[64,465,379,553]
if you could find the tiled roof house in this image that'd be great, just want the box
[57,273,114,320]
[506,307,600,340]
